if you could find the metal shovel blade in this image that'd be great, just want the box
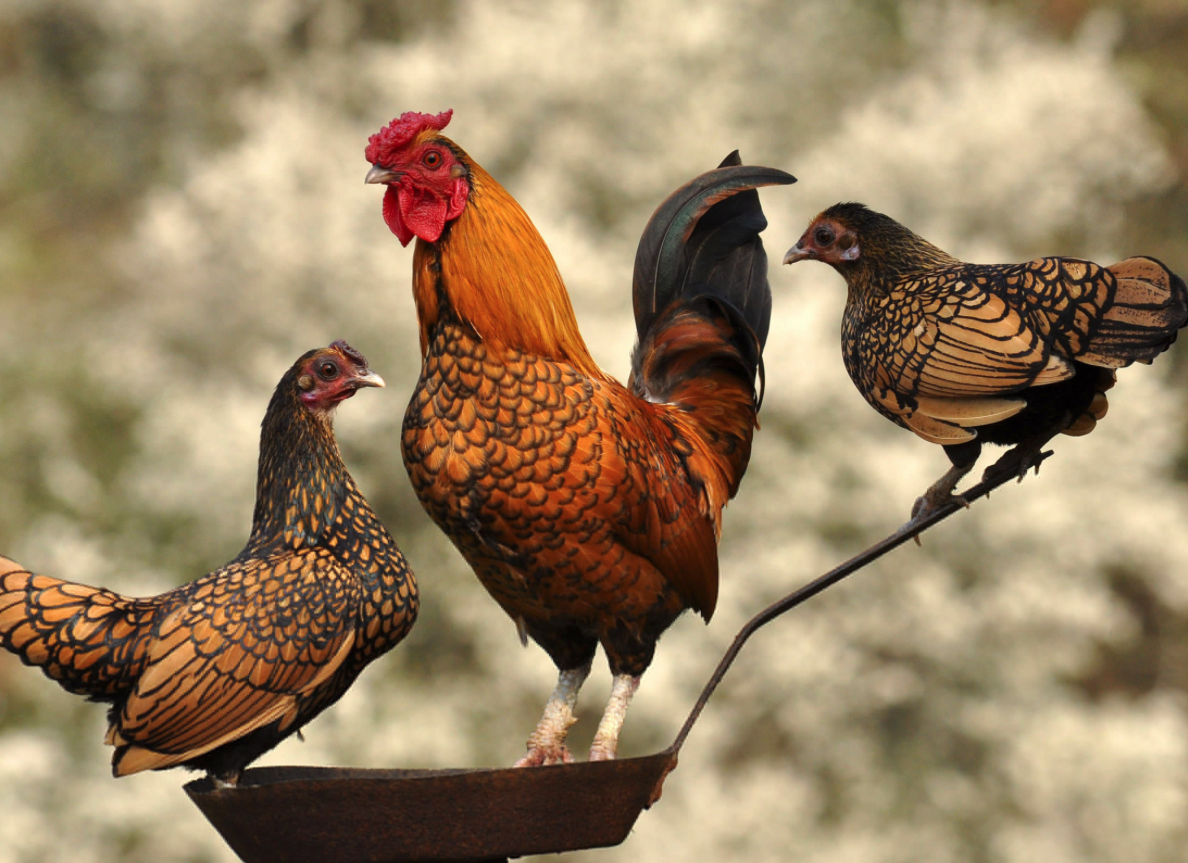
[185,749,678,863]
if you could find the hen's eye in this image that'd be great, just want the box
[814,227,834,246]
[423,151,442,168]
[319,362,339,379]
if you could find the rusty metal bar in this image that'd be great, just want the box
[669,457,1047,754]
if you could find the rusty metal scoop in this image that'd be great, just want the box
[186,465,1033,863]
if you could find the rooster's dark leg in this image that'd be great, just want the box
[589,673,641,762]
[514,661,592,768]
[908,440,981,525]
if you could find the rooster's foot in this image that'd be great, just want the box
[587,673,640,763]
[588,742,617,762]
[514,743,575,768]
[514,662,591,768]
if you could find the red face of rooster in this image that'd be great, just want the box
[364,110,470,247]
[296,340,385,413]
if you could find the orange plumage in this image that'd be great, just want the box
[367,111,794,763]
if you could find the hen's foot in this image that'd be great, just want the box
[910,487,970,522]
[982,443,1054,486]
[903,462,975,542]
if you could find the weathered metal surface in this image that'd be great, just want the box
[185,750,678,863]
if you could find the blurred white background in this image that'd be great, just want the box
[1,1,1187,861]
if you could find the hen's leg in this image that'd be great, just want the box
[982,432,1056,485]
[589,673,641,762]
[908,440,981,524]
[514,661,591,768]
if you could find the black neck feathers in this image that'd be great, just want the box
[245,363,350,555]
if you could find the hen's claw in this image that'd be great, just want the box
[907,490,969,545]
[901,460,975,542]
[982,444,1054,486]
[910,489,970,522]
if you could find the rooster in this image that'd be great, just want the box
[0,341,417,785]
[365,110,794,765]
[783,203,1188,520]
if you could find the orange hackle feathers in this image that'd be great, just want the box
[412,159,607,382]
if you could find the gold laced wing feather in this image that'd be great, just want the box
[885,273,1052,397]
[112,551,358,771]
[912,395,1027,426]
[844,259,1116,442]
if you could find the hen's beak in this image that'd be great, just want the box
[365,165,403,185]
[351,370,386,389]
[783,243,815,265]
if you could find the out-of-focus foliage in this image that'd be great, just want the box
[1,1,1186,861]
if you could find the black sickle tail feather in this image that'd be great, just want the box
[0,556,159,702]
[630,153,796,402]
[1080,256,1188,367]
[629,155,794,497]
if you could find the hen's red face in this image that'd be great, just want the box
[783,216,860,268]
[365,111,470,246]
[297,340,385,413]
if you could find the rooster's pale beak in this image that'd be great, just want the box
[783,244,815,265]
[351,370,386,389]
[365,165,403,185]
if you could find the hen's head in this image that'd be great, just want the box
[365,110,470,247]
[782,203,874,269]
[294,340,385,415]
[784,203,956,287]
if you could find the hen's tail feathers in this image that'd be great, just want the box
[1079,256,1188,368]
[0,556,158,701]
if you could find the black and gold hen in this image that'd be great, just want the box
[784,203,1188,520]
[0,341,417,784]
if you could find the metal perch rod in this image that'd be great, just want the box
[670,456,1048,753]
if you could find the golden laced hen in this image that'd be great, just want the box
[0,341,417,785]
[784,203,1187,521]
[365,110,794,765]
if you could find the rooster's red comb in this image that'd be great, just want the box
[365,110,453,165]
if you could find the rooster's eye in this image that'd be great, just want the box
[814,227,834,246]
[319,362,339,380]
[423,151,442,168]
